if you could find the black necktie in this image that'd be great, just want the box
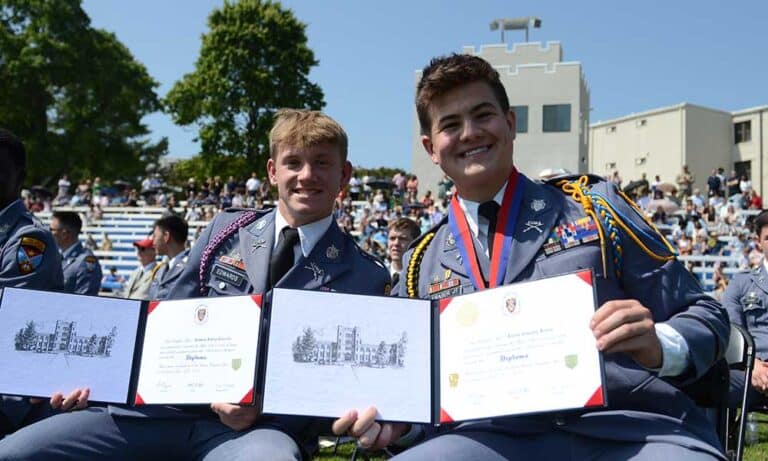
[269,227,300,287]
[479,201,500,258]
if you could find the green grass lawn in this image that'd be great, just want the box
[744,413,768,461]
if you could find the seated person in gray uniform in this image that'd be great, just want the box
[0,129,81,437]
[724,209,768,409]
[147,215,190,300]
[332,54,729,460]
[0,109,391,460]
[50,211,102,295]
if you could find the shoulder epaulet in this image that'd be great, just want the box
[544,173,605,187]
[548,175,676,279]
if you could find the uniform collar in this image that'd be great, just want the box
[273,210,333,258]
[167,249,187,269]
[456,183,507,239]
[61,241,82,259]
[142,261,157,272]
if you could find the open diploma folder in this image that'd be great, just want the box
[261,269,606,424]
[0,288,262,406]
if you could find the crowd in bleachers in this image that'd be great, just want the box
[23,165,768,300]
[617,165,764,299]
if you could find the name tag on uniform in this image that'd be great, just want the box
[212,264,246,289]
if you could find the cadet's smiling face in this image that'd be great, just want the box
[421,81,516,202]
[267,143,352,227]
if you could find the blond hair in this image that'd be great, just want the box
[269,109,348,161]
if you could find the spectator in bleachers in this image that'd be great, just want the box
[83,233,97,251]
[245,172,260,202]
[148,215,190,300]
[99,232,113,252]
[651,206,667,225]
[740,174,752,195]
[651,174,662,199]
[406,174,419,203]
[50,211,101,295]
[185,177,197,200]
[438,173,454,202]
[726,170,740,197]
[748,189,763,210]
[724,210,768,410]
[690,189,705,208]
[122,237,158,300]
[348,175,361,200]
[101,266,125,293]
[676,165,694,199]
[706,168,721,198]
[258,176,270,201]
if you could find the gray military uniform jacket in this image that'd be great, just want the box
[168,207,390,299]
[397,174,728,458]
[148,249,189,300]
[723,264,768,360]
[61,241,102,295]
[0,199,63,431]
[110,208,390,450]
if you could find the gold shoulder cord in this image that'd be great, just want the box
[406,232,436,298]
[616,188,678,256]
[557,176,676,279]
[150,261,166,280]
[557,176,610,278]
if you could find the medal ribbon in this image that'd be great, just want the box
[448,169,524,290]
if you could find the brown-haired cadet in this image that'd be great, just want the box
[0,109,390,461]
[50,211,102,295]
[0,129,66,437]
[147,214,189,300]
[332,54,728,459]
[724,210,768,411]
[387,217,421,285]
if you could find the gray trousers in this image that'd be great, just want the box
[391,430,724,461]
[0,407,302,461]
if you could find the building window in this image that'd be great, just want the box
[735,121,751,143]
[543,104,571,132]
[512,106,528,133]
[606,126,616,133]
[637,119,647,127]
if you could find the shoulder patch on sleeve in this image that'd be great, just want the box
[17,236,47,274]
[85,255,98,272]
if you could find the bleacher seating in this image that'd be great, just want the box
[36,207,209,280]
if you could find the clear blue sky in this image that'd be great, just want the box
[82,0,767,171]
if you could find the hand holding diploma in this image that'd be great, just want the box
[591,299,662,369]
[332,406,409,450]
[211,402,262,431]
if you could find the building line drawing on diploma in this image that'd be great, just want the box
[14,319,117,358]
[292,325,407,369]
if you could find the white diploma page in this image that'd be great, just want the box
[135,294,262,405]
[263,289,433,423]
[439,270,604,422]
[0,287,142,403]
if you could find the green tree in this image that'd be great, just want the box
[164,0,324,177]
[0,0,164,186]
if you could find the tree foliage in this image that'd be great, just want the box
[164,0,324,177]
[0,0,164,186]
